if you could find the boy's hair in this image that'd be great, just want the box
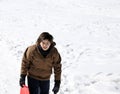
[36,32,54,45]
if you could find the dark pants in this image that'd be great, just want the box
[27,76,50,94]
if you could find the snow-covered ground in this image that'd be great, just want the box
[0,0,120,94]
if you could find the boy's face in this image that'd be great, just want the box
[40,39,51,51]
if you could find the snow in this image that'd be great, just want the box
[0,0,120,94]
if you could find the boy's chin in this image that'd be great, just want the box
[43,48,48,51]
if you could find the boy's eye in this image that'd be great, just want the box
[42,42,50,46]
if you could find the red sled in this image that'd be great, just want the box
[20,85,30,94]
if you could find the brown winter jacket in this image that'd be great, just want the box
[20,44,62,80]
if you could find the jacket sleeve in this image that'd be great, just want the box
[20,47,32,75]
[53,49,62,80]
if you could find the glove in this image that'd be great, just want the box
[52,80,61,94]
[19,74,26,87]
